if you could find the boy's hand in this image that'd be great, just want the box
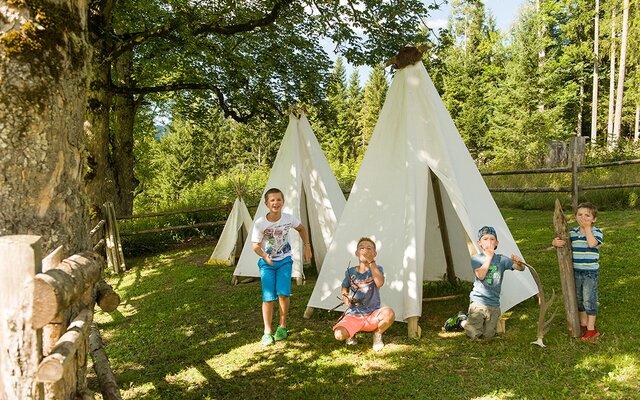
[303,246,312,263]
[264,254,273,266]
[551,237,565,247]
[482,245,495,258]
[577,216,592,229]
[510,255,522,263]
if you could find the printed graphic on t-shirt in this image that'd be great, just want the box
[263,225,292,259]
[484,264,500,286]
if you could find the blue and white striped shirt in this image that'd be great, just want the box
[570,226,603,271]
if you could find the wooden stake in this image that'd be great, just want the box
[407,317,422,339]
[553,199,581,337]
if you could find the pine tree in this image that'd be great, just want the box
[358,64,389,154]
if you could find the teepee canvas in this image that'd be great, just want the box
[233,111,346,281]
[306,51,538,331]
[207,177,253,266]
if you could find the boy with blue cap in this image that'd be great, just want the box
[443,226,525,339]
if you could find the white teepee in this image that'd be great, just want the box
[233,110,346,281]
[306,55,538,331]
[207,177,253,266]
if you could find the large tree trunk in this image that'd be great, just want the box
[607,7,617,143]
[112,50,138,216]
[590,0,600,144]
[0,0,91,255]
[611,0,630,147]
[85,0,117,221]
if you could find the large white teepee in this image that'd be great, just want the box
[307,58,538,327]
[207,186,253,266]
[233,111,346,281]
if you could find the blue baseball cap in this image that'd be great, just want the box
[477,226,497,240]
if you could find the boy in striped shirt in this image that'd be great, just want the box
[552,202,604,341]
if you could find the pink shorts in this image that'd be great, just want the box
[333,308,387,338]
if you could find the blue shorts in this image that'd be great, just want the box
[574,269,598,315]
[259,256,293,302]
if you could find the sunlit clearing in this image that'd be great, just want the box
[470,389,517,399]
[578,354,639,386]
[165,367,207,391]
[121,381,156,399]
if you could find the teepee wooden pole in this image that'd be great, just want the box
[553,199,581,337]
[429,171,457,284]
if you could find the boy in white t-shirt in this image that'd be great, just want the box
[252,188,312,346]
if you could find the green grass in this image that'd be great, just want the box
[92,209,640,400]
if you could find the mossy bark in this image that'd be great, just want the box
[0,0,91,255]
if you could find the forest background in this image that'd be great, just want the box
[135,0,640,217]
[2,0,640,256]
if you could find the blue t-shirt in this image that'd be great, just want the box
[469,253,514,308]
[341,265,384,316]
[569,226,603,271]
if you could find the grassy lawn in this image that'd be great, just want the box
[91,209,640,400]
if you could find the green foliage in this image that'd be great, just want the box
[94,209,640,399]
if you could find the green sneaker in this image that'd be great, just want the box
[274,326,288,341]
[442,311,467,332]
[261,333,275,346]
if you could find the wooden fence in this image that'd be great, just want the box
[1,230,122,399]
[117,157,640,238]
[481,158,640,211]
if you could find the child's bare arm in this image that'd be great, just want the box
[551,237,565,247]
[474,251,493,280]
[294,224,312,262]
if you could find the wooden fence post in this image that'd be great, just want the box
[553,200,582,337]
[0,235,44,400]
[103,202,126,273]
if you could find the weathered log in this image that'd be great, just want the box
[89,324,123,400]
[0,235,43,400]
[553,199,581,337]
[36,309,92,382]
[33,252,103,329]
[96,280,121,313]
[42,245,64,272]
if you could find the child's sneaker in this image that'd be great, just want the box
[442,311,467,332]
[580,329,600,341]
[274,326,288,341]
[346,336,358,345]
[372,332,384,351]
[260,333,275,346]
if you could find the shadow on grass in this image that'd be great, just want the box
[92,211,640,399]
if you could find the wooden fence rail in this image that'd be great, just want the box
[116,156,640,238]
[0,235,122,400]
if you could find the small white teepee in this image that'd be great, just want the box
[207,176,253,266]
[306,48,538,335]
[233,109,346,282]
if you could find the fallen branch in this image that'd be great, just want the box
[521,261,557,348]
